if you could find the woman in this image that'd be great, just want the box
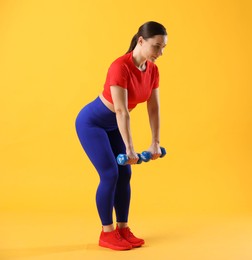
[75,21,167,250]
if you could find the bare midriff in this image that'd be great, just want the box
[99,94,133,113]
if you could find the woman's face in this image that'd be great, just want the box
[140,35,167,62]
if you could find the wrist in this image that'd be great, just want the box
[126,144,134,151]
[152,140,160,145]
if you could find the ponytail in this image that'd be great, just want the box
[126,34,138,54]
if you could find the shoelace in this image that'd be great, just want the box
[114,229,123,240]
[124,227,134,238]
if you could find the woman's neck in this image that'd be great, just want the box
[132,46,147,70]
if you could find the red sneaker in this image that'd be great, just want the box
[117,225,145,248]
[99,229,133,250]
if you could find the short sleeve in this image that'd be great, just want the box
[152,65,159,89]
[108,61,128,89]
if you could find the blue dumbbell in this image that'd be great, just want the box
[140,147,166,162]
[117,153,143,166]
[160,147,166,158]
[140,151,152,162]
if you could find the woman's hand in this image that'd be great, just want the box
[148,143,161,160]
[126,148,139,164]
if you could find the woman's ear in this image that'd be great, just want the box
[138,36,144,46]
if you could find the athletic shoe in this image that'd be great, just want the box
[116,225,145,248]
[99,229,133,250]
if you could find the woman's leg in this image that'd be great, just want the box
[107,129,132,224]
[76,122,119,226]
[107,129,144,247]
[75,102,134,250]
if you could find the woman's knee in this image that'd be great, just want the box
[118,165,131,182]
[99,165,119,186]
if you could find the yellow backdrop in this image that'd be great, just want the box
[0,0,251,220]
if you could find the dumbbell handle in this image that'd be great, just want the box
[117,153,142,166]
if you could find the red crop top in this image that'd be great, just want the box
[102,51,159,109]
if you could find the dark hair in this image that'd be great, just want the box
[126,21,167,53]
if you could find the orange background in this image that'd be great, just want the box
[0,0,251,259]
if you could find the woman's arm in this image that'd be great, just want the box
[147,88,162,159]
[110,86,139,164]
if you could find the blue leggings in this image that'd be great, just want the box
[75,97,131,226]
